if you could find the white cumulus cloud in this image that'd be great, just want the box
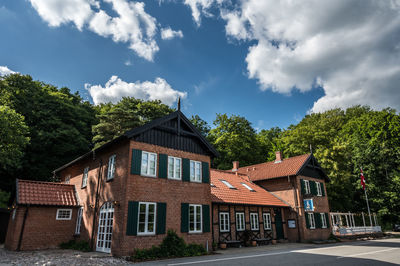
[0,66,16,76]
[29,0,159,61]
[161,27,183,40]
[220,0,400,112]
[85,76,187,106]
[184,0,226,26]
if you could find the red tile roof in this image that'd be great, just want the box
[237,154,310,182]
[17,179,79,206]
[210,169,289,207]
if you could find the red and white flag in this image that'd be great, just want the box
[360,168,366,190]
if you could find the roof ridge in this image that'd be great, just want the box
[237,153,310,170]
[18,179,75,187]
[210,168,248,176]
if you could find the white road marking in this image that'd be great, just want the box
[167,250,293,265]
[337,247,399,259]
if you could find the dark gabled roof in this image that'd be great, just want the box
[237,153,329,182]
[16,179,79,206]
[54,110,218,173]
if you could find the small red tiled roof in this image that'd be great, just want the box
[237,154,310,182]
[17,179,79,206]
[211,169,289,207]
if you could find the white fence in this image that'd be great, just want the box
[330,212,382,236]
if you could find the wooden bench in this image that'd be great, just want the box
[255,238,271,245]
[224,240,242,248]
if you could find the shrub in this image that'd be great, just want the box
[59,239,90,252]
[131,229,208,262]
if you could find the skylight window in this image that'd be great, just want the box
[241,182,255,191]
[220,180,236,189]
[211,183,216,187]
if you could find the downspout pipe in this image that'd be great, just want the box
[17,204,29,251]
[90,159,103,250]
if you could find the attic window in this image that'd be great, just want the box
[220,180,236,189]
[241,182,255,192]
[210,183,216,187]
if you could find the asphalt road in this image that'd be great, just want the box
[137,238,400,265]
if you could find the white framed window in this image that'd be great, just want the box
[65,175,71,184]
[189,204,202,233]
[219,212,230,232]
[75,207,83,234]
[304,180,311,194]
[138,202,156,235]
[241,182,255,191]
[141,151,157,177]
[190,160,202,182]
[107,155,116,180]
[221,180,236,189]
[12,209,16,220]
[250,213,259,230]
[321,213,327,228]
[82,167,89,187]
[308,213,316,229]
[316,182,322,196]
[56,209,72,220]
[236,212,245,231]
[168,156,182,180]
[263,213,271,230]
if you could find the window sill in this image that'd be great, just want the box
[168,177,182,181]
[188,231,203,234]
[220,230,230,233]
[137,233,156,236]
[81,186,87,189]
[141,174,157,178]
[106,177,114,183]
[190,180,202,183]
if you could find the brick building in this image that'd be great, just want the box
[5,180,80,251]
[210,169,289,246]
[5,110,332,254]
[235,152,331,242]
[5,110,218,256]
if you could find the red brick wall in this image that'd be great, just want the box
[255,175,331,241]
[115,140,212,256]
[58,139,131,252]
[58,139,212,256]
[296,175,331,241]
[5,206,78,251]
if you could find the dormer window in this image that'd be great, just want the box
[221,180,236,189]
[241,182,255,191]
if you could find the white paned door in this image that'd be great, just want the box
[96,202,114,253]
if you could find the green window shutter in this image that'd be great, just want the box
[181,203,189,232]
[300,179,306,195]
[156,202,167,235]
[202,204,210,232]
[159,154,167,179]
[325,213,330,228]
[321,183,326,196]
[202,162,210,184]
[131,149,142,175]
[310,181,317,195]
[182,158,190,182]
[305,213,310,229]
[315,213,321,228]
[126,201,138,235]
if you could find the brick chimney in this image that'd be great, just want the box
[275,151,282,163]
[232,161,239,171]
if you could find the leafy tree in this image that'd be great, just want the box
[0,105,29,170]
[92,97,174,148]
[0,74,97,198]
[257,127,283,161]
[189,115,210,137]
[208,114,262,169]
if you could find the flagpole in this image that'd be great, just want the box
[361,167,373,227]
[364,188,373,227]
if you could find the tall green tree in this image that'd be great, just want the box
[208,114,262,169]
[92,97,174,148]
[0,74,97,196]
[257,127,283,161]
[189,115,210,137]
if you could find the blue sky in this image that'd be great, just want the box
[1,0,399,130]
